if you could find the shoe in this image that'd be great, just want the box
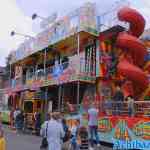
[97,143,101,147]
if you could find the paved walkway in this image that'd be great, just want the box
[4,126,113,150]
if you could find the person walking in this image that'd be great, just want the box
[34,112,41,136]
[15,110,24,135]
[23,113,28,134]
[61,118,71,150]
[113,85,124,115]
[40,113,51,150]
[61,118,70,143]
[13,108,21,131]
[10,108,15,129]
[88,102,100,150]
[40,112,64,150]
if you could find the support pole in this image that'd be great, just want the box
[77,81,80,110]
[44,48,47,78]
[58,85,62,111]
[77,33,80,110]
[9,63,11,87]
[44,48,48,120]
[77,33,80,56]
[44,87,48,120]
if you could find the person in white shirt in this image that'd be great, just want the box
[88,103,100,149]
[40,112,64,150]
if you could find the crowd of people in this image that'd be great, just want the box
[10,108,42,136]
[0,102,101,150]
[40,103,101,150]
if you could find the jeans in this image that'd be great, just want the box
[89,126,99,147]
[128,107,134,117]
[71,136,80,150]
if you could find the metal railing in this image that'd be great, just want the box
[99,101,150,117]
[62,101,150,117]
[8,58,96,88]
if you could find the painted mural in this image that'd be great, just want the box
[66,114,150,144]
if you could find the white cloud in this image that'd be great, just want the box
[0,0,34,66]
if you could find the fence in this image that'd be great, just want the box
[99,101,150,117]
[9,57,96,88]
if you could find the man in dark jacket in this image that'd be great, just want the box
[113,86,124,115]
[16,110,24,134]
[34,112,41,136]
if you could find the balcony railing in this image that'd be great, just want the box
[99,101,150,117]
[9,58,96,88]
[50,101,150,117]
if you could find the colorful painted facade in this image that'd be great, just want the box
[3,2,150,146]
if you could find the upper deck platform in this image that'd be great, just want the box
[9,2,98,64]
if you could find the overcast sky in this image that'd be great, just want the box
[0,0,149,66]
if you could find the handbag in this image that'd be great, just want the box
[40,122,48,149]
[63,128,71,142]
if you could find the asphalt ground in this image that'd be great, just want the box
[4,126,113,150]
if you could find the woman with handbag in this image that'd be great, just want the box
[40,112,64,150]
[40,121,48,150]
[40,114,50,150]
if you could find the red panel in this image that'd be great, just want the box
[117,59,148,90]
[116,7,148,94]
[116,32,147,66]
[118,7,145,37]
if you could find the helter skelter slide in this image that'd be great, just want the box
[77,6,150,144]
[116,7,149,98]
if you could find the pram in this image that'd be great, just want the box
[70,126,89,150]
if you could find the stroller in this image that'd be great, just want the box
[70,126,89,150]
